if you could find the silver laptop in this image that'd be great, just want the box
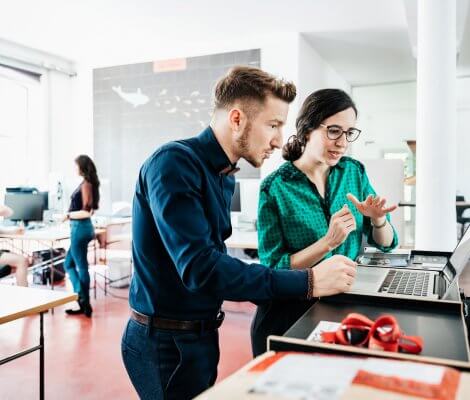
[349,225,470,300]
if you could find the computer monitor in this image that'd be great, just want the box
[5,187,48,209]
[38,191,49,210]
[4,193,45,224]
[6,186,38,193]
[230,182,241,212]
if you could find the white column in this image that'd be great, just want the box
[415,0,457,251]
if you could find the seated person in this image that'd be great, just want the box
[0,204,29,286]
[251,89,398,356]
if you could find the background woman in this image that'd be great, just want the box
[64,155,100,317]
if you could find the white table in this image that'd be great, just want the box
[0,225,106,290]
[0,286,77,400]
[225,229,258,250]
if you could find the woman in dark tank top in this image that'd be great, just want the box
[63,155,100,317]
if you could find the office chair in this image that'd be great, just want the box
[457,195,470,239]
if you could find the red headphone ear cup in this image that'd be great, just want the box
[334,327,349,345]
[334,313,374,346]
[368,315,401,352]
[399,335,423,354]
[343,313,375,327]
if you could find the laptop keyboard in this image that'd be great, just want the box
[379,270,431,296]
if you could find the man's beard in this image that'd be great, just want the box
[236,121,261,168]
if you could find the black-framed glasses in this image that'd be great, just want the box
[320,124,361,142]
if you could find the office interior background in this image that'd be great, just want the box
[1,0,470,399]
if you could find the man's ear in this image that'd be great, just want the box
[228,108,243,132]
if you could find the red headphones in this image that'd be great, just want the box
[321,313,423,354]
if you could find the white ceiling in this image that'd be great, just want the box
[0,0,469,86]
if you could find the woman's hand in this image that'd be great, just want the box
[312,255,357,297]
[323,205,356,250]
[346,193,397,222]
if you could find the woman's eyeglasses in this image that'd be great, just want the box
[320,124,361,143]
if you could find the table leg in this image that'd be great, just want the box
[49,243,55,315]
[49,243,54,291]
[39,312,44,400]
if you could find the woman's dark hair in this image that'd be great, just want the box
[75,154,100,210]
[282,88,357,161]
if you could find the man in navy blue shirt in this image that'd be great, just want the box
[121,66,356,400]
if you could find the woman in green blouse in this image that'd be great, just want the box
[251,88,399,356]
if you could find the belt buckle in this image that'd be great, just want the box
[216,311,225,323]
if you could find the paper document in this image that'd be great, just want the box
[249,354,363,400]
[249,354,449,400]
[306,320,340,342]
[362,358,444,384]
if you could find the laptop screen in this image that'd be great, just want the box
[442,225,470,298]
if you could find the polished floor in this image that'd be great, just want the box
[0,278,256,400]
[2,259,470,399]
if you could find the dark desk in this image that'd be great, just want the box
[268,292,470,370]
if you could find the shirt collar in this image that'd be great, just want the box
[197,126,240,175]
[281,157,346,181]
[335,157,347,169]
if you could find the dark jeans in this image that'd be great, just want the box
[251,299,314,357]
[64,219,95,303]
[121,318,220,400]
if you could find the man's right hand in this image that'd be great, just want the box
[323,205,356,250]
[311,255,356,297]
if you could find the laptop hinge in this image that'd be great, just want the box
[434,274,445,296]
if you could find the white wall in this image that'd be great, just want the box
[351,82,416,160]
[298,34,351,105]
[351,77,470,200]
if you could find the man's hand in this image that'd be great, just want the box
[347,193,397,223]
[311,255,357,297]
[323,205,356,250]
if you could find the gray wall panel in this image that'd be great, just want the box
[93,49,261,202]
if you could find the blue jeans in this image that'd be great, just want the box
[64,219,95,303]
[121,318,220,400]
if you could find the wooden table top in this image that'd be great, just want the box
[0,285,77,324]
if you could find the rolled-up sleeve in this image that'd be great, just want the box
[361,171,398,252]
[143,148,308,302]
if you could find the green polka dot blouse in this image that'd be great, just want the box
[257,157,398,269]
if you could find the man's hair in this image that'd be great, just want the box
[214,66,296,114]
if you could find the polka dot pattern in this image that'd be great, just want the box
[257,157,398,269]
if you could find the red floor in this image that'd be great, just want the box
[0,283,256,400]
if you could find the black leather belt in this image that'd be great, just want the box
[130,309,225,333]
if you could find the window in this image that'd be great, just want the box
[0,65,45,195]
